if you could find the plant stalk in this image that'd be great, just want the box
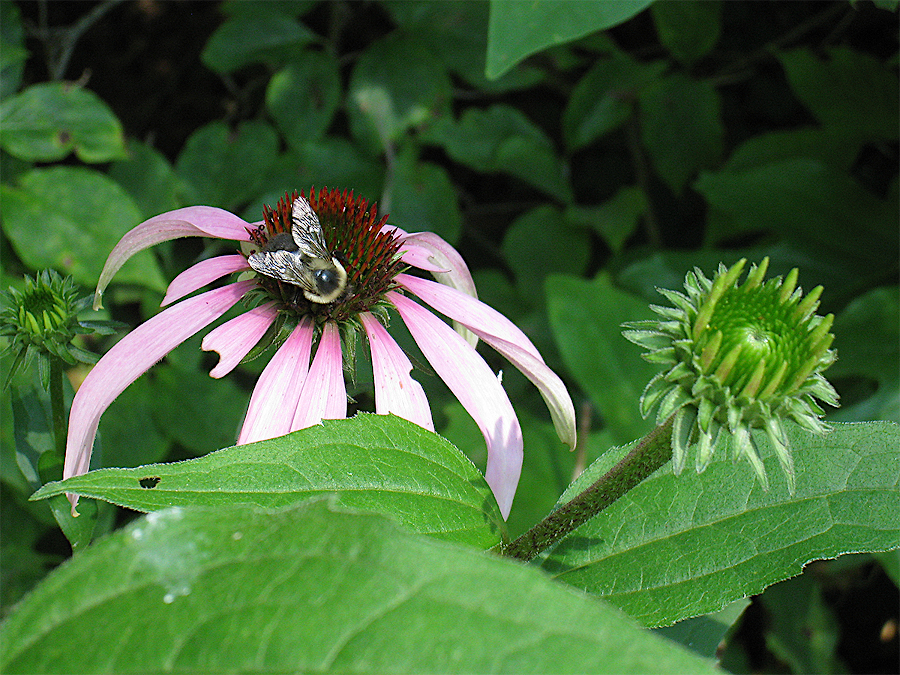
[48,356,67,462]
[502,416,674,562]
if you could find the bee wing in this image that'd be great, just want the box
[291,197,332,260]
[247,249,318,294]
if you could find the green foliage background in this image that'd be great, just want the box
[1,1,897,673]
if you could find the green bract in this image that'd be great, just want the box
[623,258,839,493]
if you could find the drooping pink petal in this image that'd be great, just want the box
[94,206,256,310]
[396,231,477,299]
[388,291,522,519]
[162,255,251,306]
[394,234,479,348]
[381,224,447,272]
[397,273,577,449]
[474,331,577,450]
[292,322,347,430]
[360,312,434,432]
[397,273,541,361]
[238,318,313,444]
[395,240,448,274]
[202,302,278,378]
[64,279,255,514]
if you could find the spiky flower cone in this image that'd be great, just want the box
[623,258,839,493]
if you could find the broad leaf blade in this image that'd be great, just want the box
[639,73,724,194]
[0,82,126,163]
[542,422,900,627]
[175,120,279,210]
[441,104,572,201]
[486,0,654,79]
[0,501,717,674]
[32,414,504,548]
[0,167,165,291]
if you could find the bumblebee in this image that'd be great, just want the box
[248,196,348,304]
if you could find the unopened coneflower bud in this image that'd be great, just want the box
[0,270,118,389]
[623,258,839,494]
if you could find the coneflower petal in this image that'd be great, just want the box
[468,329,577,450]
[238,318,313,444]
[389,291,522,519]
[397,274,542,361]
[64,280,255,514]
[361,312,434,432]
[162,255,251,306]
[396,230,477,299]
[292,322,347,430]
[202,302,278,379]
[94,207,256,309]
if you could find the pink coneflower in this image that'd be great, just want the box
[65,188,576,519]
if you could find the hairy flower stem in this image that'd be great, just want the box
[49,357,67,463]
[502,416,674,562]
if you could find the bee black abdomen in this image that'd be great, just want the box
[262,232,299,253]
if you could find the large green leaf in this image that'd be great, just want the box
[0,496,59,615]
[564,186,647,253]
[761,573,842,674]
[778,47,898,141]
[0,82,125,163]
[0,1,26,99]
[639,73,724,194]
[829,287,899,386]
[9,377,96,552]
[486,0,654,79]
[32,414,504,549]
[502,206,590,299]
[390,153,462,244]
[695,158,897,267]
[347,32,452,155]
[109,139,184,218]
[721,126,860,174]
[541,422,900,627]
[385,0,543,92]
[0,167,165,291]
[441,105,572,201]
[563,53,666,151]
[175,120,279,210]
[148,362,248,456]
[830,287,900,424]
[98,376,170,471]
[546,273,656,444]
[200,10,315,73]
[250,138,384,221]
[650,0,721,65]
[266,52,341,147]
[0,500,716,674]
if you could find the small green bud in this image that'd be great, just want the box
[0,270,122,389]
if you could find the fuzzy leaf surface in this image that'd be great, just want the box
[1,501,716,674]
[542,422,900,627]
[32,414,504,549]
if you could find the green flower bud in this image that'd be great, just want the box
[0,270,122,389]
[623,258,839,494]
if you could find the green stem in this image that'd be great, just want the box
[48,356,66,462]
[502,416,674,562]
